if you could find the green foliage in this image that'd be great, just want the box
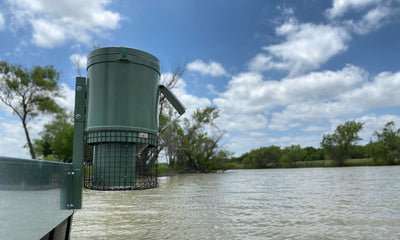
[280,145,307,167]
[279,155,292,168]
[34,113,73,162]
[0,61,62,159]
[241,145,307,168]
[158,163,178,176]
[367,121,400,165]
[242,146,282,168]
[349,145,369,159]
[230,155,245,165]
[234,121,398,169]
[321,120,364,166]
[160,107,231,172]
[295,159,338,168]
[303,147,327,161]
[345,158,376,166]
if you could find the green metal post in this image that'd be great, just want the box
[71,77,86,209]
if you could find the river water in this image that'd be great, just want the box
[71,167,400,239]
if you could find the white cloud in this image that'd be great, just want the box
[326,0,396,35]
[214,72,269,116]
[268,69,400,131]
[269,101,346,131]
[214,65,400,138]
[206,84,219,95]
[217,113,268,132]
[0,12,5,30]
[214,65,366,131]
[341,71,400,109]
[32,19,66,47]
[356,114,400,144]
[55,83,76,113]
[161,73,211,116]
[248,131,268,137]
[6,0,121,48]
[281,64,366,100]
[70,53,88,75]
[0,113,57,159]
[345,5,392,35]
[0,82,76,158]
[248,54,289,72]
[187,60,229,77]
[302,125,327,132]
[326,0,379,18]
[249,21,350,76]
[0,119,30,158]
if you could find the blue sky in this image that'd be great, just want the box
[0,0,400,158]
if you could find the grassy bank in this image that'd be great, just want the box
[239,158,397,169]
[268,158,396,168]
[158,163,179,176]
[158,162,237,176]
[295,159,337,168]
[158,158,398,174]
[296,158,397,168]
[295,158,379,168]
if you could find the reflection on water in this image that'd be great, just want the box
[72,167,400,239]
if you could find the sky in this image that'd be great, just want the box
[0,0,400,158]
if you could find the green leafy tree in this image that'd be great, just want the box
[279,155,292,168]
[243,146,282,168]
[229,154,246,165]
[349,145,369,159]
[0,61,62,159]
[0,61,61,159]
[367,121,400,164]
[303,147,326,161]
[157,65,186,166]
[172,107,230,172]
[321,120,364,166]
[159,107,184,167]
[280,145,306,167]
[33,113,74,162]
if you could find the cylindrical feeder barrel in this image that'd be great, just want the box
[86,47,160,190]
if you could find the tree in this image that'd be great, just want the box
[159,64,186,116]
[157,64,186,165]
[303,147,326,161]
[367,121,400,164]
[280,145,306,167]
[321,120,364,166]
[0,61,63,159]
[159,107,183,167]
[243,146,282,168]
[349,145,368,159]
[33,113,74,162]
[168,107,229,172]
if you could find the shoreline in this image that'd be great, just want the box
[158,158,399,175]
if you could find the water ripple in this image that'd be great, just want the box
[72,167,400,239]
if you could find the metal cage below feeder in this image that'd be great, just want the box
[83,130,159,190]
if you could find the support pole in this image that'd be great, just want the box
[71,77,86,209]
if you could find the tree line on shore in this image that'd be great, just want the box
[1,61,399,173]
[232,121,400,169]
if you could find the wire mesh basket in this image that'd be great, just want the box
[83,130,158,190]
